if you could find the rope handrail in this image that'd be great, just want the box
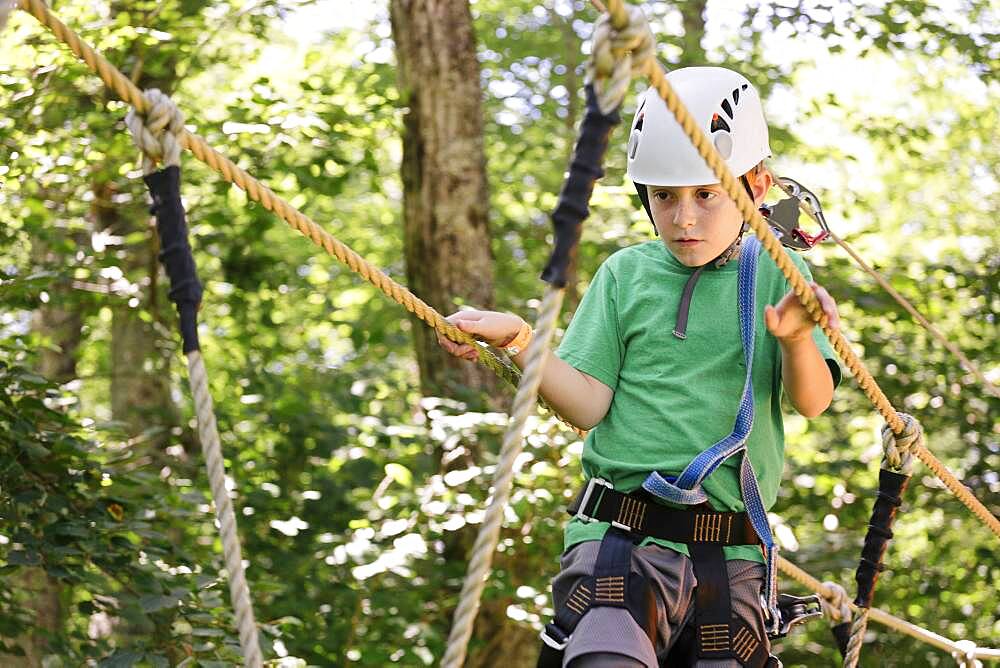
[588,0,1000,541]
[778,556,1000,662]
[11,0,589,437]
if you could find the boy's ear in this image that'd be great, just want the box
[750,166,773,205]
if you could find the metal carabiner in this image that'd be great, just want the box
[759,177,831,251]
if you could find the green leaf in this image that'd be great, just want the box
[138,594,179,613]
[7,550,41,566]
[98,651,143,668]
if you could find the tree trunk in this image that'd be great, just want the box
[390,2,536,664]
[390,0,498,406]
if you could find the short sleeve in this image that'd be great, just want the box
[789,253,842,388]
[556,261,624,391]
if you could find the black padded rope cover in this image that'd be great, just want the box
[831,621,851,657]
[853,468,910,608]
[144,165,203,353]
[540,84,621,287]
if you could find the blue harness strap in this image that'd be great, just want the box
[640,235,780,633]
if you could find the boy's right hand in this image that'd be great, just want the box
[436,310,524,362]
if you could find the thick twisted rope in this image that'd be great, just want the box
[13,0,584,434]
[777,557,1000,662]
[818,579,852,624]
[955,640,986,668]
[588,2,654,114]
[842,413,921,667]
[441,286,565,668]
[592,0,1000,540]
[188,352,263,668]
[125,90,262,667]
[842,608,870,668]
[882,412,921,474]
[125,88,184,173]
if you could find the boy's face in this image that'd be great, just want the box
[648,169,772,267]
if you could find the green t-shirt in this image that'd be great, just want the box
[556,239,840,562]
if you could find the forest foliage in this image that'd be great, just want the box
[0,1,997,666]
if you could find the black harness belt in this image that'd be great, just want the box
[538,479,815,668]
[568,477,761,546]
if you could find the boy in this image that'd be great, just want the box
[438,67,840,667]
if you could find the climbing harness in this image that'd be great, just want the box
[537,237,819,667]
[537,483,822,667]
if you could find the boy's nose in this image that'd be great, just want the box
[673,201,697,228]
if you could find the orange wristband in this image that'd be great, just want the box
[501,319,533,356]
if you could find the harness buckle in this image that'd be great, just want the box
[574,477,613,524]
[540,622,570,651]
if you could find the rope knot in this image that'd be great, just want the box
[820,580,852,623]
[882,412,922,474]
[953,639,982,667]
[588,3,655,114]
[125,88,185,174]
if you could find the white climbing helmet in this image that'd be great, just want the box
[626,67,771,187]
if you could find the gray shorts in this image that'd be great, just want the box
[551,540,769,668]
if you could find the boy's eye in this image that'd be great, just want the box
[697,190,716,200]
[653,191,672,201]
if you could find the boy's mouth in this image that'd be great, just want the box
[674,238,701,246]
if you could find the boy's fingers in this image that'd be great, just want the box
[764,304,780,333]
[812,284,840,330]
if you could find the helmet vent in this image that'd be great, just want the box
[627,129,641,159]
[732,88,740,105]
[710,113,730,133]
[721,98,734,119]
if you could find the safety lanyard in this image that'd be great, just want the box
[640,235,780,631]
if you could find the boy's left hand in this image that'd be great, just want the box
[765,282,840,343]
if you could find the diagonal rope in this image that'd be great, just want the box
[13,0,585,437]
[587,0,1000,541]
[441,286,566,668]
[188,352,263,668]
[829,230,999,400]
